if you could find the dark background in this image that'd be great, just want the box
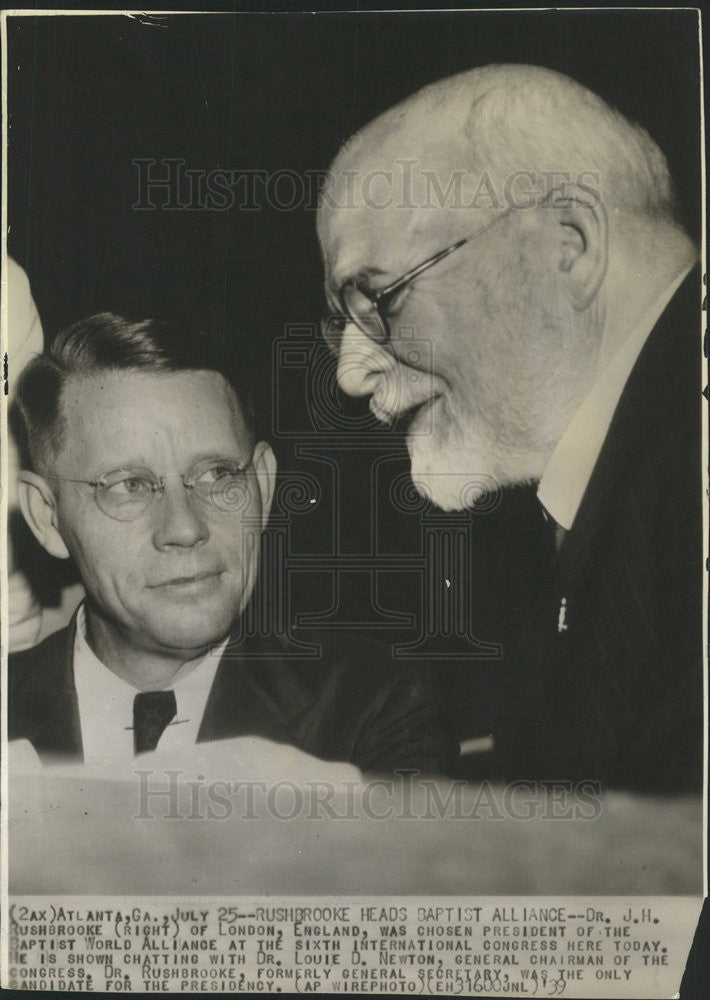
[4,8,706,1000]
[7,8,702,330]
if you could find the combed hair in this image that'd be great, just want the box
[17,313,257,475]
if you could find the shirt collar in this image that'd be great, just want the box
[73,603,228,764]
[74,602,228,687]
[537,265,692,531]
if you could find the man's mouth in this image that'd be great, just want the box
[371,394,440,434]
[150,571,223,591]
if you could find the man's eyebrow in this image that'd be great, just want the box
[91,452,249,476]
[90,457,153,475]
[187,451,250,465]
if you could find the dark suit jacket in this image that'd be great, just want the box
[495,268,704,793]
[9,620,459,775]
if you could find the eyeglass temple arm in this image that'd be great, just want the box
[373,205,516,302]
[46,460,252,489]
[373,238,469,302]
[44,474,98,485]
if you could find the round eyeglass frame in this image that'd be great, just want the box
[322,206,516,351]
[45,456,254,522]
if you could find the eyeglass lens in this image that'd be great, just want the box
[95,460,249,521]
[341,284,389,343]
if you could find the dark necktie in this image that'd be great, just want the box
[538,502,568,554]
[133,690,177,754]
[552,519,567,553]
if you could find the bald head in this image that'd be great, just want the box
[318,63,679,243]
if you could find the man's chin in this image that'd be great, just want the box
[142,607,237,658]
[154,631,230,659]
[410,470,486,512]
[408,439,502,512]
[408,432,547,511]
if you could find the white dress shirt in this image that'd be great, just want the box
[537,266,692,532]
[72,604,227,767]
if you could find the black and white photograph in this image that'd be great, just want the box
[1,6,707,998]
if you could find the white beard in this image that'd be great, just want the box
[407,416,546,512]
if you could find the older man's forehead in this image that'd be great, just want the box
[323,208,413,291]
[320,138,490,287]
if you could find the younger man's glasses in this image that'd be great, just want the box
[45,456,252,522]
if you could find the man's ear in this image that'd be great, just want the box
[17,471,71,560]
[251,441,277,531]
[547,183,608,310]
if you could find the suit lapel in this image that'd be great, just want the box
[12,616,84,760]
[196,631,322,744]
[196,639,243,741]
[556,266,700,592]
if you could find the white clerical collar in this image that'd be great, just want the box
[72,603,227,766]
[537,265,692,532]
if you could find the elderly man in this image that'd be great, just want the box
[9,312,456,774]
[317,65,702,793]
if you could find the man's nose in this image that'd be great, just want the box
[336,321,392,397]
[151,483,209,549]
